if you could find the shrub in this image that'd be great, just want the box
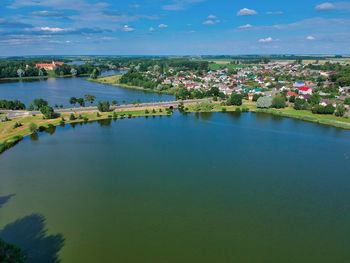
[221,107,227,112]
[28,122,38,133]
[97,101,110,112]
[228,93,243,106]
[13,122,22,129]
[145,109,149,114]
[113,112,118,119]
[272,96,286,109]
[96,112,101,117]
[193,101,214,112]
[335,104,346,117]
[294,98,309,110]
[257,96,273,108]
[235,107,241,113]
[40,105,55,119]
[312,104,335,115]
[69,113,76,120]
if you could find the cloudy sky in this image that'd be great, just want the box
[0,0,350,55]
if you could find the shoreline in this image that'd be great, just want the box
[87,75,175,96]
[2,100,350,155]
[0,74,90,83]
[0,107,172,154]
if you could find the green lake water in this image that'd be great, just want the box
[1,112,350,262]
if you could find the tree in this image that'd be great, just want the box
[0,239,25,263]
[84,94,96,104]
[228,93,243,106]
[335,104,346,117]
[32,98,48,110]
[17,68,25,78]
[257,96,273,108]
[97,101,110,112]
[344,97,350,105]
[111,100,117,106]
[272,96,286,109]
[40,105,55,119]
[294,98,309,110]
[29,122,38,133]
[289,96,296,103]
[70,68,78,76]
[69,97,77,106]
[253,93,263,102]
[308,93,321,106]
[77,98,85,107]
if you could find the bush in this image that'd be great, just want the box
[221,107,227,112]
[192,101,214,112]
[96,112,101,117]
[335,104,346,117]
[28,122,38,133]
[13,122,22,129]
[97,101,110,112]
[113,112,118,119]
[294,98,309,110]
[253,94,263,102]
[272,96,286,109]
[235,107,241,113]
[69,113,76,120]
[40,105,55,119]
[145,109,149,114]
[344,97,350,105]
[312,104,335,115]
[257,96,273,108]
[228,93,243,106]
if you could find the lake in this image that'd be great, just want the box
[0,77,173,107]
[1,112,350,263]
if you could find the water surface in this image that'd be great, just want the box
[0,112,350,263]
[0,77,173,107]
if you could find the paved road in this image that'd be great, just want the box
[1,99,208,118]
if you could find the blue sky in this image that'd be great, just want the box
[0,0,350,55]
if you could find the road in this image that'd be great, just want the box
[0,99,208,118]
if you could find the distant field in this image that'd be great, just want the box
[208,63,249,70]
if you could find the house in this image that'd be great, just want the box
[287,91,298,98]
[294,81,305,88]
[35,61,64,71]
[298,86,312,95]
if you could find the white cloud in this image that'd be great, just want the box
[306,35,316,40]
[203,19,220,25]
[315,2,350,11]
[163,0,204,11]
[266,11,284,15]
[31,27,67,33]
[258,37,273,43]
[207,14,217,19]
[149,26,156,32]
[158,23,168,28]
[237,8,257,16]
[123,25,135,32]
[316,2,336,11]
[238,24,253,30]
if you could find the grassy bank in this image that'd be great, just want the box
[88,75,175,95]
[0,107,171,154]
[186,100,350,130]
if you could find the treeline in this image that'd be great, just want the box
[308,62,350,87]
[0,61,48,78]
[119,70,159,89]
[0,99,26,110]
[54,64,101,77]
[98,58,209,72]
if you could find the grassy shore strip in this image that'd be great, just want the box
[88,75,175,95]
[0,107,171,154]
[0,74,89,82]
[186,100,350,130]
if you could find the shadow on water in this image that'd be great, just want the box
[98,118,112,127]
[0,194,15,208]
[0,214,65,263]
[0,196,64,262]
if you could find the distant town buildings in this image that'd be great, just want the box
[35,61,64,71]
